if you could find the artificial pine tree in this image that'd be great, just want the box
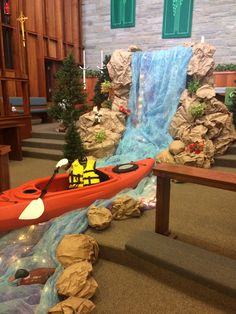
[49,53,87,162]
[63,122,86,164]
[49,53,87,128]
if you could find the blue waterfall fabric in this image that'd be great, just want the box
[0,45,192,313]
[97,45,192,167]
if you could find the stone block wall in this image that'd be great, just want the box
[82,0,236,68]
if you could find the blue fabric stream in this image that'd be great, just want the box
[0,45,192,313]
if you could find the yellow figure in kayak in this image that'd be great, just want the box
[69,158,100,189]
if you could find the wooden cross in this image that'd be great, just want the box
[17,11,28,47]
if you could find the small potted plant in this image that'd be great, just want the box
[213,63,236,87]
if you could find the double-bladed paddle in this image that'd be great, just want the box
[19,158,69,220]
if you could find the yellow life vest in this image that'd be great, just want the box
[83,159,100,186]
[68,159,84,189]
[68,159,100,189]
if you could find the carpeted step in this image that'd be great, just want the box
[226,142,236,154]
[31,131,65,140]
[125,230,236,297]
[22,137,65,150]
[22,146,63,161]
[214,154,236,168]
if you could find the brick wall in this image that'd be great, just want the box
[82,0,236,68]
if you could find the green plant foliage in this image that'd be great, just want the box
[187,79,201,94]
[101,99,112,109]
[215,64,236,72]
[63,122,86,164]
[189,102,206,119]
[101,80,112,93]
[93,55,112,107]
[95,130,106,143]
[85,69,100,78]
[225,88,236,125]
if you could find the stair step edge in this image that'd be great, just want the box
[125,231,236,297]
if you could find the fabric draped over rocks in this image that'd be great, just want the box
[87,205,113,230]
[110,195,143,220]
[78,108,126,159]
[48,296,95,314]
[56,234,99,268]
[56,261,98,299]
[107,49,132,111]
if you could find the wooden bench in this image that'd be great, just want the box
[10,97,49,123]
[0,121,23,160]
[0,145,11,192]
[153,163,236,236]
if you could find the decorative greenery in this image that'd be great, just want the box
[85,69,100,78]
[225,88,236,125]
[101,99,112,109]
[95,130,106,143]
[101,80,112,94]
[49,53,87,163]
[187,79,201,95]
[93,54,112,108]
[189,102,206,119]
[215,64,236,72]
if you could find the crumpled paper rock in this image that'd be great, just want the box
[48,296,95,314]
[174,139,215,168]
[56,261,98,299]
[78,108,126,158]
[169,94,235,163]
[111,195,142,220]
[56,234,99,268]
[187,42,216,79]
[106,49,132,111]
[196,84,216,99]
[107,49,132,90]
[155,149,175,164]
[169,140,185,155]
[128,45,142,52]
[87,205,113,230]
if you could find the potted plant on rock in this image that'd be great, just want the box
[213,64,236,87]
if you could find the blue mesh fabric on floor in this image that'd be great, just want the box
[0,45,192,313]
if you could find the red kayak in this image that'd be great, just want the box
[0,158,154,231]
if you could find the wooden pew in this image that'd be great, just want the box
[0,121,23,160]
[153,163,236,236]
[0,145,11,192]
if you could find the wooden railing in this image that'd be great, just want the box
[153,163,236,236]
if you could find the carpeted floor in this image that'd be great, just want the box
[7,156,236,313]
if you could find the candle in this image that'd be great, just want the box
[101,50,104,68]
[83,49,86,89]
[201,36,205,43]
[83,49,86,67]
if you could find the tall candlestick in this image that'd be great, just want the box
[201,36,205,43]
[83,50,86,89]
[100,50,104,68]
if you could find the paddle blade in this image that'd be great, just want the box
[19,198,45,220]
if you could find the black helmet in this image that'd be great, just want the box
[14,269,29,279]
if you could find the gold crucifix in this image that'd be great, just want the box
[17,11,28,47]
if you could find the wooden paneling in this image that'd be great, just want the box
[45,0,56,38]
[64,1,73,43]
[27,34,39,96]
[48,40,57,59]
[24,0,36,33]
[0,0,82,130]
